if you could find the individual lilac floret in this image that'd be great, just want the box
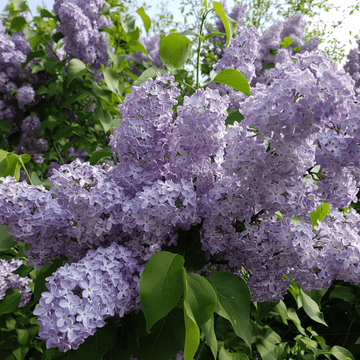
[16,84,35,105]
[214,25,259,84]
[33,243,143,352]
[0,258,32,307]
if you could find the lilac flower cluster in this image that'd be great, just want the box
[13,115,49,165]
[53,0,113,71]
[34,242,143,352]
[344,37,360,94]
[0,22,31,122]
[254,14,319,86]
[2,63,360,348]
[0,258,32,307]
[199,51,360,301]
[214,25,260,84]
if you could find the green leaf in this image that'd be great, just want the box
[262,63,275,71]
[29,33,43,50]
[203,31,227,41]
[201,316,218,360]
[271,301,288,325]
[52,32,65,43]
[107,50,127,69]
[103,67,122,96]
[0,225,17,251]
[183,271,200,360]
[131,67,168,87]
[329,346,355,360]
[253,301,279,323]
[92,81,112,102]
[67,59,87,87]
[329,285,356,302]
[225,110,244,127]
[137,307,185,360]
[211,69,250,96]
[219,346,249,360]
[299,288,327,326]
[256,340,288,360]
[13,0,27,11]
[0,153,25,181]
[310,203,330,229]
[129,39,149,56]
[10,16,27,32]
[139,251,185,332]
[163,222,207,271]
[159,33,193,70]
[181,30,203,39]
[212,2,235,47]
[185,273,217,327]
[89,148,113,165]
[293,46,301,52]
[40,9,57,19]
[16,329,28,346]
[66,320,117,360]
[0,120,11,133]
[209,272,252,348]
[287,307,306,335]
[21,50,46,70]
[0,289,22,317]
[94,107,112,133]
[280,37,293,48]
[136,7,151,36]
[12,263,33,277]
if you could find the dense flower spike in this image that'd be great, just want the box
[214,25,260,84]
[253,14,319,86]
[0,258,32,307]
[33,242,143,352]
[53,0,113,71]
[109,72,180,196]
[344,37,360,93]
[14,115,49,164]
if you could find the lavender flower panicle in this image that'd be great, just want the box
[33,243,143,352]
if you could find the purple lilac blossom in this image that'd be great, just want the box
[214,25,260,84]
[13,115,49,165]
[33,242,143,352]
[1,65,360,339]
[0,258,32,307]
[53,0,113,71]
[253,15,319,87]
[344,37,360,94]
[16,84,35,105]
